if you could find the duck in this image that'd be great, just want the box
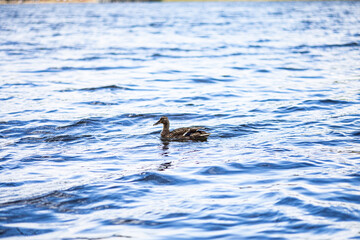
[153,116,210,141]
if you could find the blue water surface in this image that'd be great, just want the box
[1,1,360,239]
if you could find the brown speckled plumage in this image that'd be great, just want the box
[153,116,210,141]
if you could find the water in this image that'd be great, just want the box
[1,1,360,239]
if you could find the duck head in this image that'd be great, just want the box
[153,116,169,126]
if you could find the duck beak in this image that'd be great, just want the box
[153,120,161,126]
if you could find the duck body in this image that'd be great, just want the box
[154,116,210,141]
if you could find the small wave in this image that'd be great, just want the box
[295,139,348,147]
[352,131,360,136]
[0,96,14,101]
[179,96,210,101]
[296,75,325,79]
[2,82,39,87]
[273,99,357,115]
[325,193,360,205]
[18,134,93,144]
[198,166,241,175]
[189,77,234,84]
[103,217,161,228]
[231,161,316,173]
[56,118,101,130]
[274,105,325,114]
[152,69,182,74]
[151,53,182,59]
[23,66,142,73]
[254,98,289,103]
[232,67,250,70]
[0,182,24,187]
[216,125,257,138]
[59,85,133,92]
[215,120,282,138]
[74,56,104,61]
[150,113,208,121]
[294,42,359,49]
[20,154,68,163]
[119,172,203,186]
[276,196,360,221]
[0,226,53,238]
[45,134,93,143]
[1,122,55,139]
[302,99,354,106]
[126,113,161,120]
[79,101,119,106]
[275,196,303,207]
[2,41,37,46]
[0,190,73,207]
[277,67,307,71]
[198,161,316,176]
[256,69,271,73]
[316,42,359,48]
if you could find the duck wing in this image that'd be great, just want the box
[169,127,210,140]
[189,130,210,141]
[168,127,201,138]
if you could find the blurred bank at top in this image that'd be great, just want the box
[1,0,359,4]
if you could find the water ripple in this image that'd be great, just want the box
[1,1,360,239]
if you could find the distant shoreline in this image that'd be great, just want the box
[1,0,358,4]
